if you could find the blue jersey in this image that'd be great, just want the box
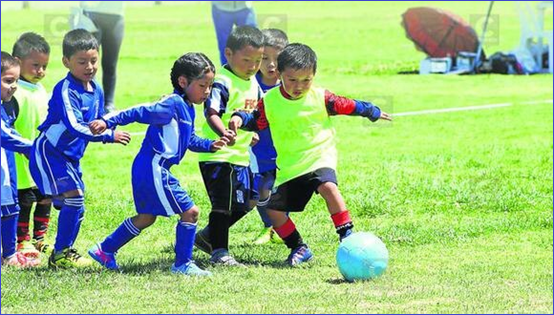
[1,105,32,206]
[104,92,213,166]
[38,73,114,162]
[104,91,213,216]
[251,72,278,173]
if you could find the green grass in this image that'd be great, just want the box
[2,1,553,314]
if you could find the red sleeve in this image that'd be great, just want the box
[325,90,356,115]
[256,98,269,130]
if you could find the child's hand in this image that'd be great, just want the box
[222,129,236,146]
[114,131,131,146]
[210,138,227,152]
[89,119,107,134]
[228,116,243,134]
[379,111,392,121]
[250,133,259,147]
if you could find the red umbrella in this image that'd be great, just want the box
[401,7,481,58]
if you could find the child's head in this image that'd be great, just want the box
[260,29,288,82]
[62,29,99,84]
[224,25,264,80]
[171,52,216,104]
[277,43,317,100]
[1,51,21,102]
[12,32,50,84]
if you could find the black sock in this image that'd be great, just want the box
[283,230,304,249]
[229,210,249,228]
[208,212,230,251]
[17,203,32,243]
[33,203,52,241]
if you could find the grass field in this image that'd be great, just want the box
[1,1,553,314]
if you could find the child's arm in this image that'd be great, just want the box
[1,119,32,156]
[325,90,392,121]
[229,99,269,133]
[204,82,236,142]
[59,89,115,143]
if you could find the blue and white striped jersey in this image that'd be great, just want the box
[103,92,213,166]
[1,105,32,206]
[38,73,114,161]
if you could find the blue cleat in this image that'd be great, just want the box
[287,244,314,266]
[88,243,119,270]
[171,261,212,277]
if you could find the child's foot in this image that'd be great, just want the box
[2,252,41,268]
[33,240,53,256]
[88,243,119,270]
[194,228,212,255]
[17,240,41,259]
[210,249,245,267]
[287,244,313,266]
[49,248,92,269]
[253,227,272,245]
[171,261,212,277]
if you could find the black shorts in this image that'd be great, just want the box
[199,162,252,213]
[268,168,338,212]
[17,187,48,205]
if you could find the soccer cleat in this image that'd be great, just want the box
[49,248,92,269]
[2,252,41,268]
[270,229,284,244]
[88,243,119,270]
[171,261,212,277]
[340,229,353,242]
[210,250,245,267]
[33,240,53,256]
[253,227,272,245]
[17,240,41,259]
[286,244,314,266]
[194,229,212,255]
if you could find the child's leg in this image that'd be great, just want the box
[317,182,354,240]
[16,189,33,244]
[1,213,18,259]
[175,206,199,267]
[33,192,52,243]
[100,214,154,253]
[269,210,304,249]
[54,189,84,252]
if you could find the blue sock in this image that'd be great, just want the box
[54,197,84,253]
[101,218,140,253]
[175,221,196,267]
[256,200,273,228]
[68,207,85,248]
[1,214,18,259]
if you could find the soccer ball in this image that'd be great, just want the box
[336,232,389,282]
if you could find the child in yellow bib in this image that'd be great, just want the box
[196,25,263,266]
[229,43,392,266]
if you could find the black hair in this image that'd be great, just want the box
[262,29,289,50]
[12,32,50,59]
[1,51,20,74]
[171,52,215,93]
[277,43,317,74]
[226,25,264,52]
[62,29,99,59]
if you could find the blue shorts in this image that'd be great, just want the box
[30,134,85,196]
[252,169,276,201]
[1,204,19,218]
[132,151,194,217]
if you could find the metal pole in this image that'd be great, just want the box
[473,1,495,73]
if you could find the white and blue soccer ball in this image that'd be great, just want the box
[336,232,389,282]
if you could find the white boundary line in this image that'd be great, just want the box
[126,99,553,136]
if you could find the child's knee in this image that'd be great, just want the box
[133,214,156,230]
[181,206,199,223]
[318,182,338,195]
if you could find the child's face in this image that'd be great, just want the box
[183,71,215,104]
[225,45,263,80]
[280,67,315,100]
[1,65,20,102]
[19,51,49,84]
[63,49,99,84]
[260,46,280,81]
